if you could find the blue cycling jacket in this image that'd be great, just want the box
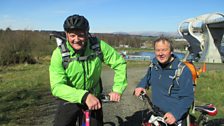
[137,55,194,121]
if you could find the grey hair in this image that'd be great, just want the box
[153,36,174,52]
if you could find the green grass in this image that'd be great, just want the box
[0,61,224,125]
[0,62,53,125]
[194,70,224,119]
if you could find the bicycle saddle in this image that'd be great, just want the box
[194,104,217,116]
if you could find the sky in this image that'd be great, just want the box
[0,0,224,33]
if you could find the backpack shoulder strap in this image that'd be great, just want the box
[50,32,70,69]
[89,36,103,61]
[175,62,186,81]
[89,37,100,50]
[147,62,154,75]
[168,62,186,95]
[88,36,103,93]
[148,62,155,73]
[60,42,70,69]
[149,62,153,68]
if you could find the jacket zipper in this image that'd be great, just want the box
[82,61,86,90]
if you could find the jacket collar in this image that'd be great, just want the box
[152,54,180,70]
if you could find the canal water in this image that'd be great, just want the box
[126,52,185,60]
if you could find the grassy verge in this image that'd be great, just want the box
[0,62,54,125]
[194,70,224,119]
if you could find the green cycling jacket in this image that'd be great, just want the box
[49,38,127,103]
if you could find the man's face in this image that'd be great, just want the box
[154,40,172,64]
[66,30,87,50]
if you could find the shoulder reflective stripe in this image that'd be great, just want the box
[69,57,78,61]
[78,56,89,61]
[62,52,70,57]
[68,53,96,62]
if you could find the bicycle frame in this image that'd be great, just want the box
[78,94,111,126]
[82,110,90,126]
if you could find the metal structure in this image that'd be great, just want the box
[178,12,224,63]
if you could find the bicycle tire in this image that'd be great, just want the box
[205,118,224,126]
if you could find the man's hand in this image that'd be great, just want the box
[85,93,101,110]
[134,87,145,96]
[109,92,121,102]
[164,112,176,125]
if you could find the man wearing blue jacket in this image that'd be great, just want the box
[134,37,194,126]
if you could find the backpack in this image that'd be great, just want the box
[183,61,199,85]
[50,31,103,69]
[172,61,198,86]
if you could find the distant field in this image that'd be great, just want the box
[0,61,224,125]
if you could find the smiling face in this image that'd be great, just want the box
[66,30,87,50]
[154,40,173,64]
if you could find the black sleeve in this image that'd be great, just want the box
[81,92,90,104]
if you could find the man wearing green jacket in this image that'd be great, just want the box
[49,14,128,126]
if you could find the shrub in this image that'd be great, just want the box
[0,30,36,65]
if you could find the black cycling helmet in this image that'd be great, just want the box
[63,14,89,32]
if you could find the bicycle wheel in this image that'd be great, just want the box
[205,118,224,126]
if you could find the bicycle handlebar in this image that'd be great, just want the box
[139,92,159,114]
[139,92,178,126]
[100,94,111,103]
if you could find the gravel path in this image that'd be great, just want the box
[101,66,149,126]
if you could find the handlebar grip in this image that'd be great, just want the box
[100,94,110,103]
[139,91,146,100]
